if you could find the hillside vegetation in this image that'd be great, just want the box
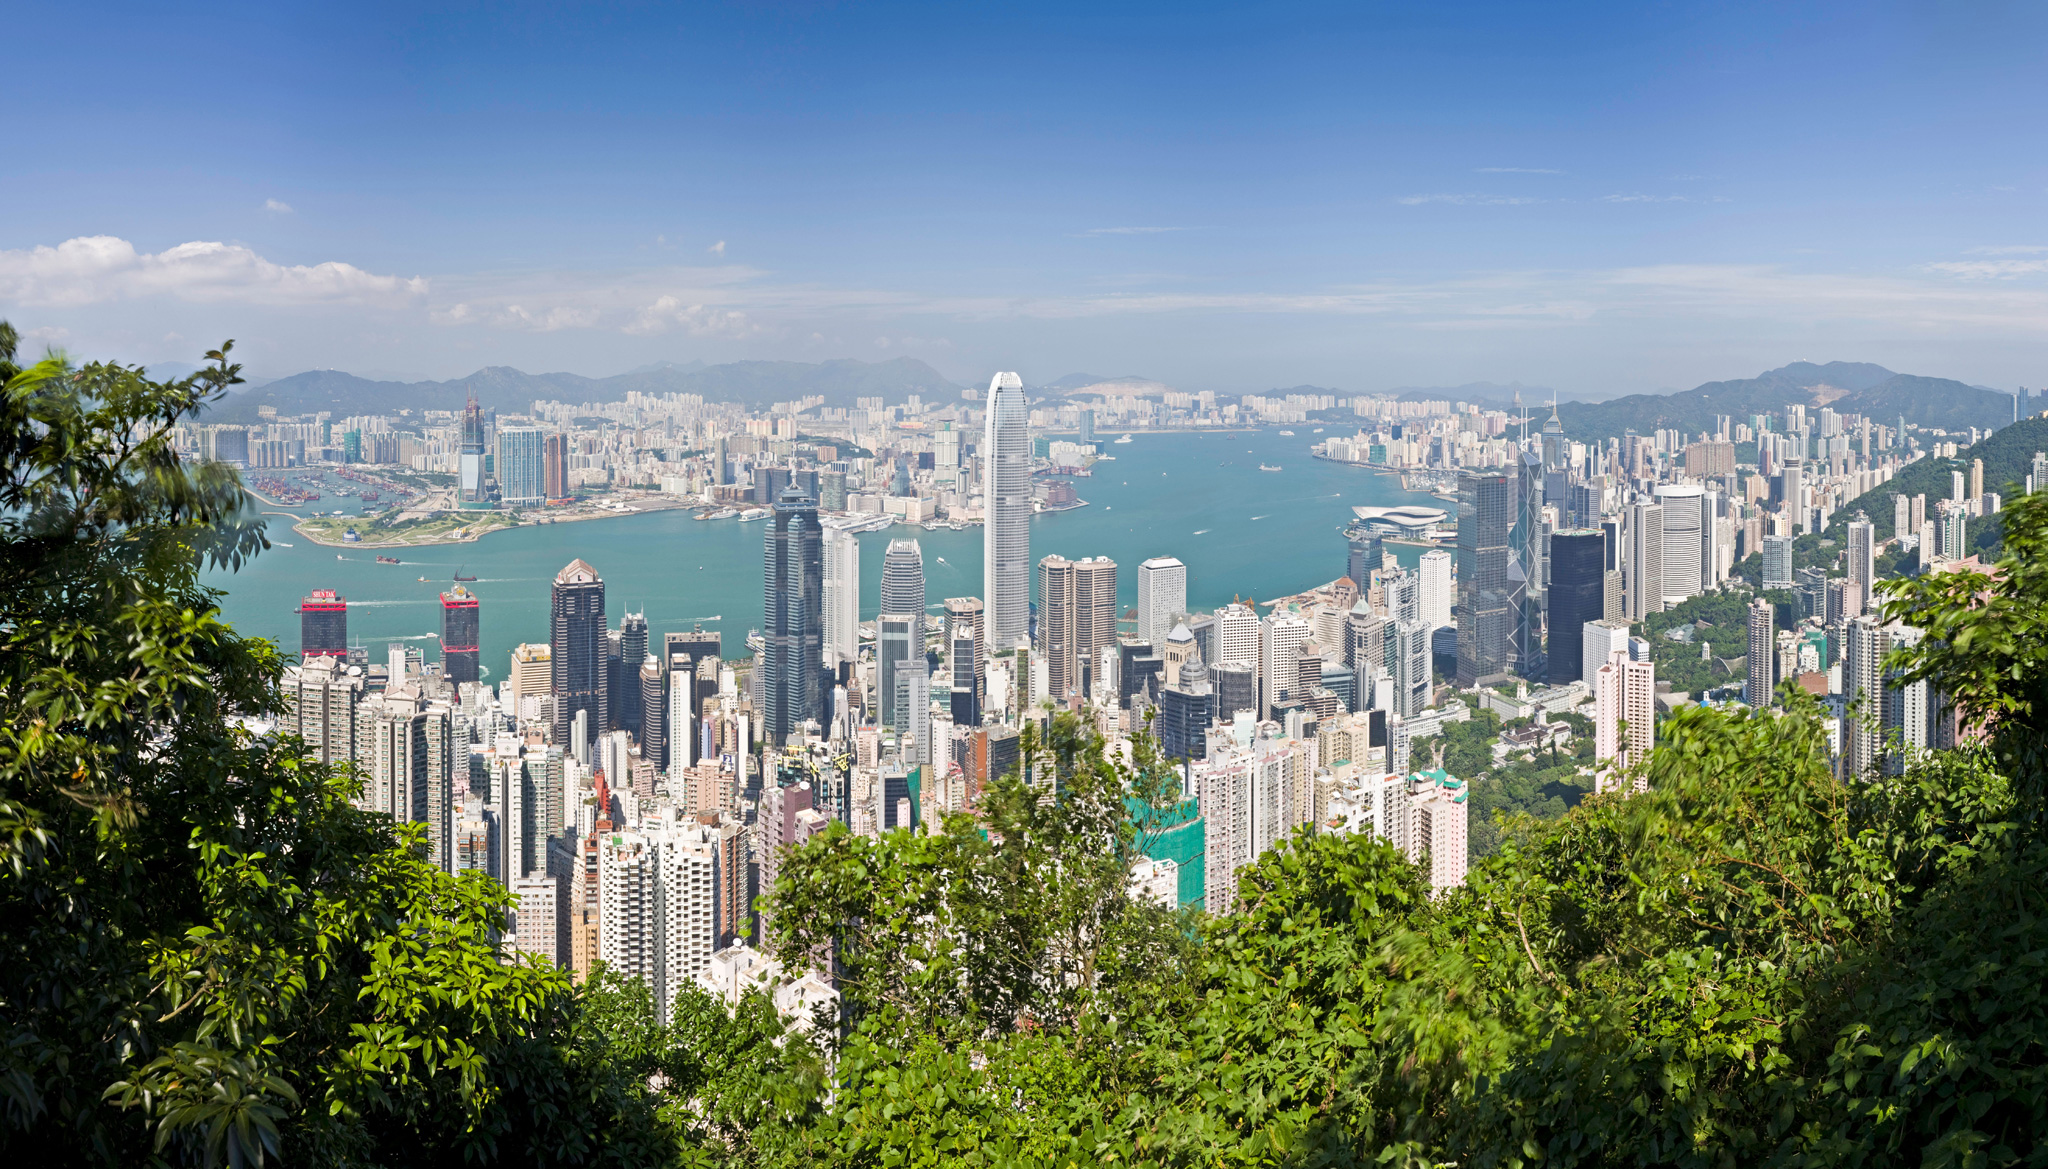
[1557,361,2014,444]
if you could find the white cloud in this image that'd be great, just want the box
[0,235,424,307]
[708,239,726,256]
[1078,226,1188,236]
[1927,259,2048,279]
[1475,167,1562,174]
[1602,194,1688,203]
[1967,245,2048,255]
[263,198,294,214]
[1396,194,1539,206]
[624,296,755,338]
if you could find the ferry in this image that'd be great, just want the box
[737,507,770,522]
[1312,427,1325,433]
[1259,464,1284,472]
[1113,434,1133,444]
[1278,430,1296,436]
[705,507,739,520]
[273,541,293,548]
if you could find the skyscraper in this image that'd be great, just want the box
[497,426,547,506]
[1346,527,1382,591]
[943,596,986,707]
[459,393,488,506]
[1745,596,1774,708]
[1137,556,1188,649]
[1259,611,1312,717]
[543,432,569,501]
[982,372,1031,647]
[1546,531,1604,686]
[877,614,918,728]
[1417,549,1453,632]
[1845,515,1876,594]
[1842,615,1888,779]
[1037,555,1118,703]
[762,485,824,746]
[1627,501,1665,620]
[1761,535,1795,590]
[1651,483,1704,606]
[880,538,927,644]
[551,560,607,758]
[1455,471,1521,686]
[300,589,348,659]
[616,611,648,738]
[1593,648,1655,785]
[822,529,860,667]
[440,586,480,685]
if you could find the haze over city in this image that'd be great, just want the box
[8,1,2048,394]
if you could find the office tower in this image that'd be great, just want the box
[1345,603,1384,670]
[436,586,481,685]
[616,611,648,738]
[1417,550,1453,631]
[1651,484,1704,606]
[666,626,721,677]
[279,655,364,764]
[1390,619,1432,717]
[496,426,546,506]
[1546,530,1605,686]
[762,486,825,746]
[822,529,860,667]
[949,631,981,726]
[1845,516,1875,595]
[505,643,551,712]
[1159,658,1213,762]
[551,560,607,757]
[877,614,918,727]
[1214,602,1261,669]
[543,432,568,501]
[640,655,667,772]
[1346,528,1383,592]
[881,538,927,645]
[1593,648,1655,779]
[1745,597,1774,708]
[1581,618,1633,688]
[982,371,1031,646]
[1456,470,1522,685]
[1211,662,1256,721]
[1137,556,1188,649]
[1037,555,1117,703]
[459,393,487,505]
[1761,535,1795,590]
[1259,611,1313,717]
[1627,501,1665,620]
[1384,567,1420,624]
[299,589,348,659]
[1842,615,1889,779]
[820,467,848,510]
[943,596,986,706]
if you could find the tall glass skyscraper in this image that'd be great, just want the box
[822,529,860,667]
[762,485,824,746]
[1456,470,1527,686]
[881,538,927,643]
[439,586,480,684]
[459,393,488,507]
[982,372,1030,648]
[550,559,607,756]
[1545,531,1604,686]
[496,426,547,506]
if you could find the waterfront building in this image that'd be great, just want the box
[299,589,348,659]
[497,426,547,506]
[439,586,480,685]
[551,559,608,758]
[881,538,927,644]
[762,486,825,746]
[983,372,1031,647]
[1137,556,1188,649]
[543,432,568,501]
[459,393,488,506]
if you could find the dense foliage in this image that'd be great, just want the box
[10,328,2048,1165]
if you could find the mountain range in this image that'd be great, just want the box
[1554,361,2016,443]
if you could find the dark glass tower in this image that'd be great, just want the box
[639,654,667,772]
[439,586,480,684]
[299,589,348,659]
[1456,471,1520,686]
[1346,527,1382,591]
[551,559,607,755]
[1546,530,1605,686]
[763,486,824,746]
[616,611,647,737]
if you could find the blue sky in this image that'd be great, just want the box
[6,1,2047,395]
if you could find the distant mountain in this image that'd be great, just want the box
[201,356,962,422]
[1556,362,2013,443]
[1038,372,1141,394]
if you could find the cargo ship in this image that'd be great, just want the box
[375,555,401,565]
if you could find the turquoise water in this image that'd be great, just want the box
[205,428,1443,678]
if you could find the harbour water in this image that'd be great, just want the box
[204,427,1445,678]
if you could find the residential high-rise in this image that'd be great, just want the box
[1037,555,1118,703]
[880,538,927,644]
[279,655,364,765]
[762,485,825,746]
[1455,470,1522,685]
[1137,556,1188,649]
[640,654,667,772]
[1545,530,1605,686]
[1593,648,1655,787]
[1843,615,1889,779]
[982,372,1031,647]
[1409,769,1469,892]
[822,529,860,667]
[1761,535,1795,590]
[1651,483,1704,606]
[1417,549,1453,631]
[1883,624,1931,773]
[497,426,547,506]
[1627,501,1665,620]
[1892,493,1911,541]
[550,560,608,757]
[439,586,480,685]
[1745,596,1774,708]
[299,589,348,659]
[1845,515,1876,594]
[543,432,569,501]
[1581,618,1632,688]
[1390,618,1432,717]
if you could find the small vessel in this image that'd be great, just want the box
[1113,434,1133,444]
[336,554,346,561]
[1278,430,1296,436]
[273,542,293,548]
[454,572,477,581]
[417,576,428,582]
[1312,427,1325,433]
[1259,464,1283,472]
[1192,529,1209,535]
[375,555,401,565]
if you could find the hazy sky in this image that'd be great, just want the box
[6,1,2047,395]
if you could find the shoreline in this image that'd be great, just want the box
[266,492,701,549]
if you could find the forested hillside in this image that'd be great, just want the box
[1557,360,2014,444]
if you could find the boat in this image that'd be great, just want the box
[273,542,293,548]
[1113,434,1133,444]
[336,554,345,560]
[707,507,739,520]
[1278,430,1296,436]
[737,507,770,522]
[375,555,401,565]
[1259,464,1283,472]
[418,576,428,582]
[1312,427,1325,433]
[454,572,477,581]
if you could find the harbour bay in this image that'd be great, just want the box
[205,426,1444,677]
